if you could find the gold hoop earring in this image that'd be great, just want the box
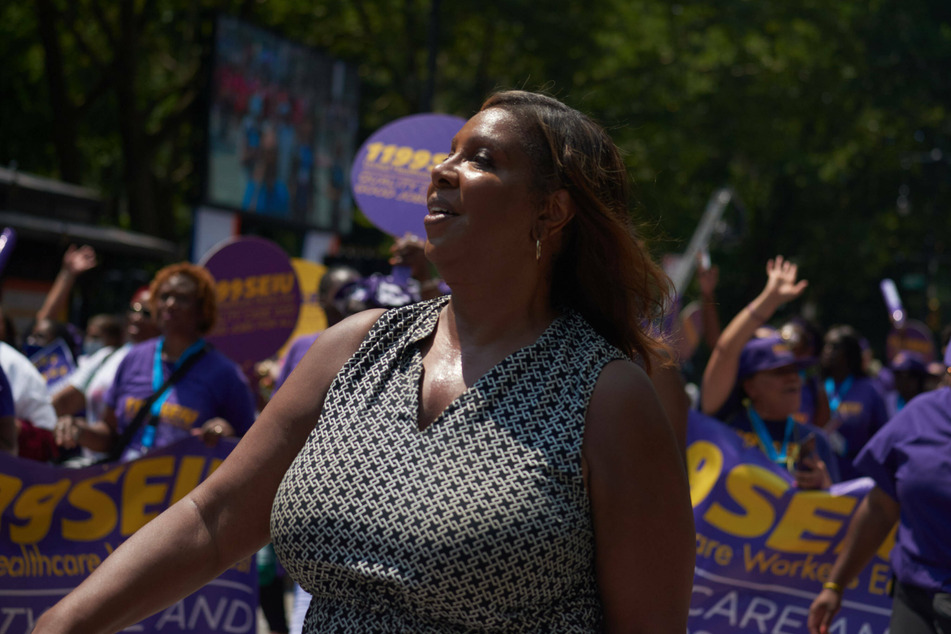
[536,239,541,262]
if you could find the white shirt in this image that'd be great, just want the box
[0,341,57,430]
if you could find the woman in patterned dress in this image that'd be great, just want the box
[35,91,694,633]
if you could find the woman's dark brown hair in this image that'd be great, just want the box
[480,90,671,369]
[148,262,219,335]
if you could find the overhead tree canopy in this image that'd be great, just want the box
[1,0,948,352]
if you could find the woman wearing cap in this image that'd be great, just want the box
[36,91,693,632]
[702,256,809,419]
[729,335,838,488]
[884,350,930,418]
[701,256,836,488]
[808,347,951,633]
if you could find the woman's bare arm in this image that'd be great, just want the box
[584,360,695,633]
[34,310,384,634]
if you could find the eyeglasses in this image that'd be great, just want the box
[128,302,152,318]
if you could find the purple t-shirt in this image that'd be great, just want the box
[854,387,951,593]
[105,338,256,458]
[728,407,841,483]
[826,375,888,481]
[274,333,320,393]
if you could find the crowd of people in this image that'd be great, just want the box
[4,89,947,633]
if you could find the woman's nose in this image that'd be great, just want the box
[430,156,457,188]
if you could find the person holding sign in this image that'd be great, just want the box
[808,356,951,633]
[35,91,693,633]
[53,263,256,462]
[727,335,838,489]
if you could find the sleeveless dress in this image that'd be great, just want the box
[270,296,627,632]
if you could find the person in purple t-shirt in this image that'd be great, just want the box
[808,362,951,633]
[58,263,255,462]
[819,325,889,481]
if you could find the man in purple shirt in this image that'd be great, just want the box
[809,349,951,633]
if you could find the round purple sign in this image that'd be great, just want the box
[350,113,466,240]
[199,236,301,368]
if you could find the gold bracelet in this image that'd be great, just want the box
[822,581,843,594]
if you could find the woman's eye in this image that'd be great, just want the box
[471,152,493,167]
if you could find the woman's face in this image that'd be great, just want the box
[424,108,540,274]
[744,365,803,419]
[155,274,202,337]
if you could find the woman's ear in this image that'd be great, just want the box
[535,188,575,241]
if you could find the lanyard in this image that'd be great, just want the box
[824,376,854,414]
[747,406,796,467]
[148,337,206,420]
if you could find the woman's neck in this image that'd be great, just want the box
[161,332,202,361]
[440,279,556,349]
[750,403,789,423]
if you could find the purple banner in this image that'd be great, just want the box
[200,236,301,371]
[687,410,893,633]
[350,113,466,240]
[0,437,257,632]
[28,338,76,394]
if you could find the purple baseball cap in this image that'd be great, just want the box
[945,342,951,367]
[738,336,814,380]
[890,350,928,375]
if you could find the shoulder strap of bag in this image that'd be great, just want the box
[102,344,208,463]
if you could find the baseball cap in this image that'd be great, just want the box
[890,350,928,375]
[738,336,814,381]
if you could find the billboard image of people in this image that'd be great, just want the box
[206,15,359,233]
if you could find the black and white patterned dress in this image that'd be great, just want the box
[270,296,627,632]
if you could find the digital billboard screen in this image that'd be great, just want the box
[205,15,359,233]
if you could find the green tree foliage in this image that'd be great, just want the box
[1,0,948,350]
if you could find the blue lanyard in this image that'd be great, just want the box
[824,376,854,414]
[746,406,795,465]
[141,337,205,448]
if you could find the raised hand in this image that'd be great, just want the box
[763,255,808,305]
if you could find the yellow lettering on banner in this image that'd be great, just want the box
[868,562,892,595]
[62,467,125,541]
[170,457,208,505]
[215,280,230,303]
[687,441,723,507]
[275,273,294,294]
[696,532,734,566]
[121,457,174,535]
[0,472,24,521]
[11,480,70,544]
[766,491,856,554]
[229,279,244,302]
[703,465,789,538]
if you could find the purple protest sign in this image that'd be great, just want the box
[199,236,300,369]
[350,113,466,240]
[686,410,893,633]
[28,337,76,393]
[0,437,257,633]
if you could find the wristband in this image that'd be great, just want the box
[822,581,843,594]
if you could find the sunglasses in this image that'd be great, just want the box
[128,302,152,318]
